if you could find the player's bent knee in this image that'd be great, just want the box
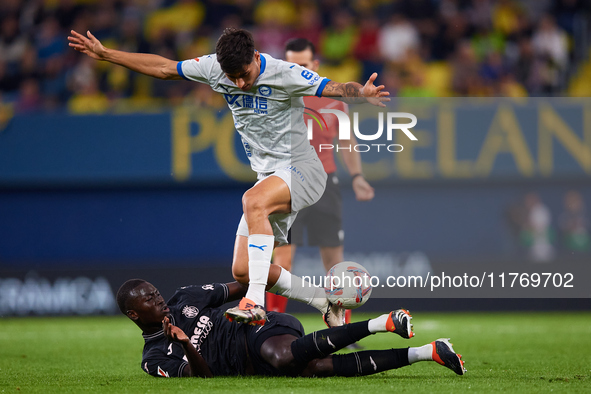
[267,351,294,371]
[232,265,249,284]
[242,189,268,216]
[259,335,297,372]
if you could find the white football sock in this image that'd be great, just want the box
[367,314,390,333]
[268,267,328,312]
[408,344,433,364]
[244,234,275,307]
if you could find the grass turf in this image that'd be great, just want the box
[1,312,590,393]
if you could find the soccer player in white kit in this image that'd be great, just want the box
[68,28,389,326]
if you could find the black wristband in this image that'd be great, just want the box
[351,173,363,182]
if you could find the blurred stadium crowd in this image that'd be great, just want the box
[0,0,590,114]
[506,190,589,262]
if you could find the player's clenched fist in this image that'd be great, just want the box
[68,30,107,61]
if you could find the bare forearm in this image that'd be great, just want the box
[68,30,182,80]
[181,341,213,378]
[226,281,248,303]
[321,73,389,107]
[102,48,181,80]
[322,81,365,103]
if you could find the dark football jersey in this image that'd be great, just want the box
[140,283,249,377]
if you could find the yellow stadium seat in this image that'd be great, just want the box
[568,62,591,97]
[424,61,453,97]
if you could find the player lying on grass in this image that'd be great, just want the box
[70,27,389,327]
[117,278,466,378]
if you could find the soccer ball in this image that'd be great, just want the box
[324,261,372,309]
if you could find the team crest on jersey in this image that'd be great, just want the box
[182,305,199,318]
[258,85,271,96]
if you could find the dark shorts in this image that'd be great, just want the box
[290,173,343,247]
[245,312,304,376]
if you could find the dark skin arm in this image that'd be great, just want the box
[163,316,213,378]
[321,73,390,107]
[225,281,248,302]
[161,282,246,377]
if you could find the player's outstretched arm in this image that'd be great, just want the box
[68,30,182,80]
[163,316,213,378]
[321,73,390,107]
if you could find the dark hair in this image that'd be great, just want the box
[116,279,147,314]
[216,27,255,74]
[285,38,316,57]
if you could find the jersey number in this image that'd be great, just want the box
[301,70,314,80]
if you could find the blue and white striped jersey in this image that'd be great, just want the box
[177,53,330,173]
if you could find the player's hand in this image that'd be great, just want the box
[360,73,390,107]
[163,316,189,343]
[68,30,107,60]
[352,176,375,201]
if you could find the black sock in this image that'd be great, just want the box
[290,321,371,365]
[332,348,410,377]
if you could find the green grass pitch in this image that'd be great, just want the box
[1,311,590,393]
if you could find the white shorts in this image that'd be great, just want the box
[236,156,327,246]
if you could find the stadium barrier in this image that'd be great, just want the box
[1,98,590,186]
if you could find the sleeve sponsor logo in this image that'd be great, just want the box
[308,75,320,86]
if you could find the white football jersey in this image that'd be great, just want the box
[177,53,330,173]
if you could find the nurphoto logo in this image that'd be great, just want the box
[305,109,418,153]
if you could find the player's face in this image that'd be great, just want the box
[285,48,319,72]
[225,51,261,92]
[128,282,170,325]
